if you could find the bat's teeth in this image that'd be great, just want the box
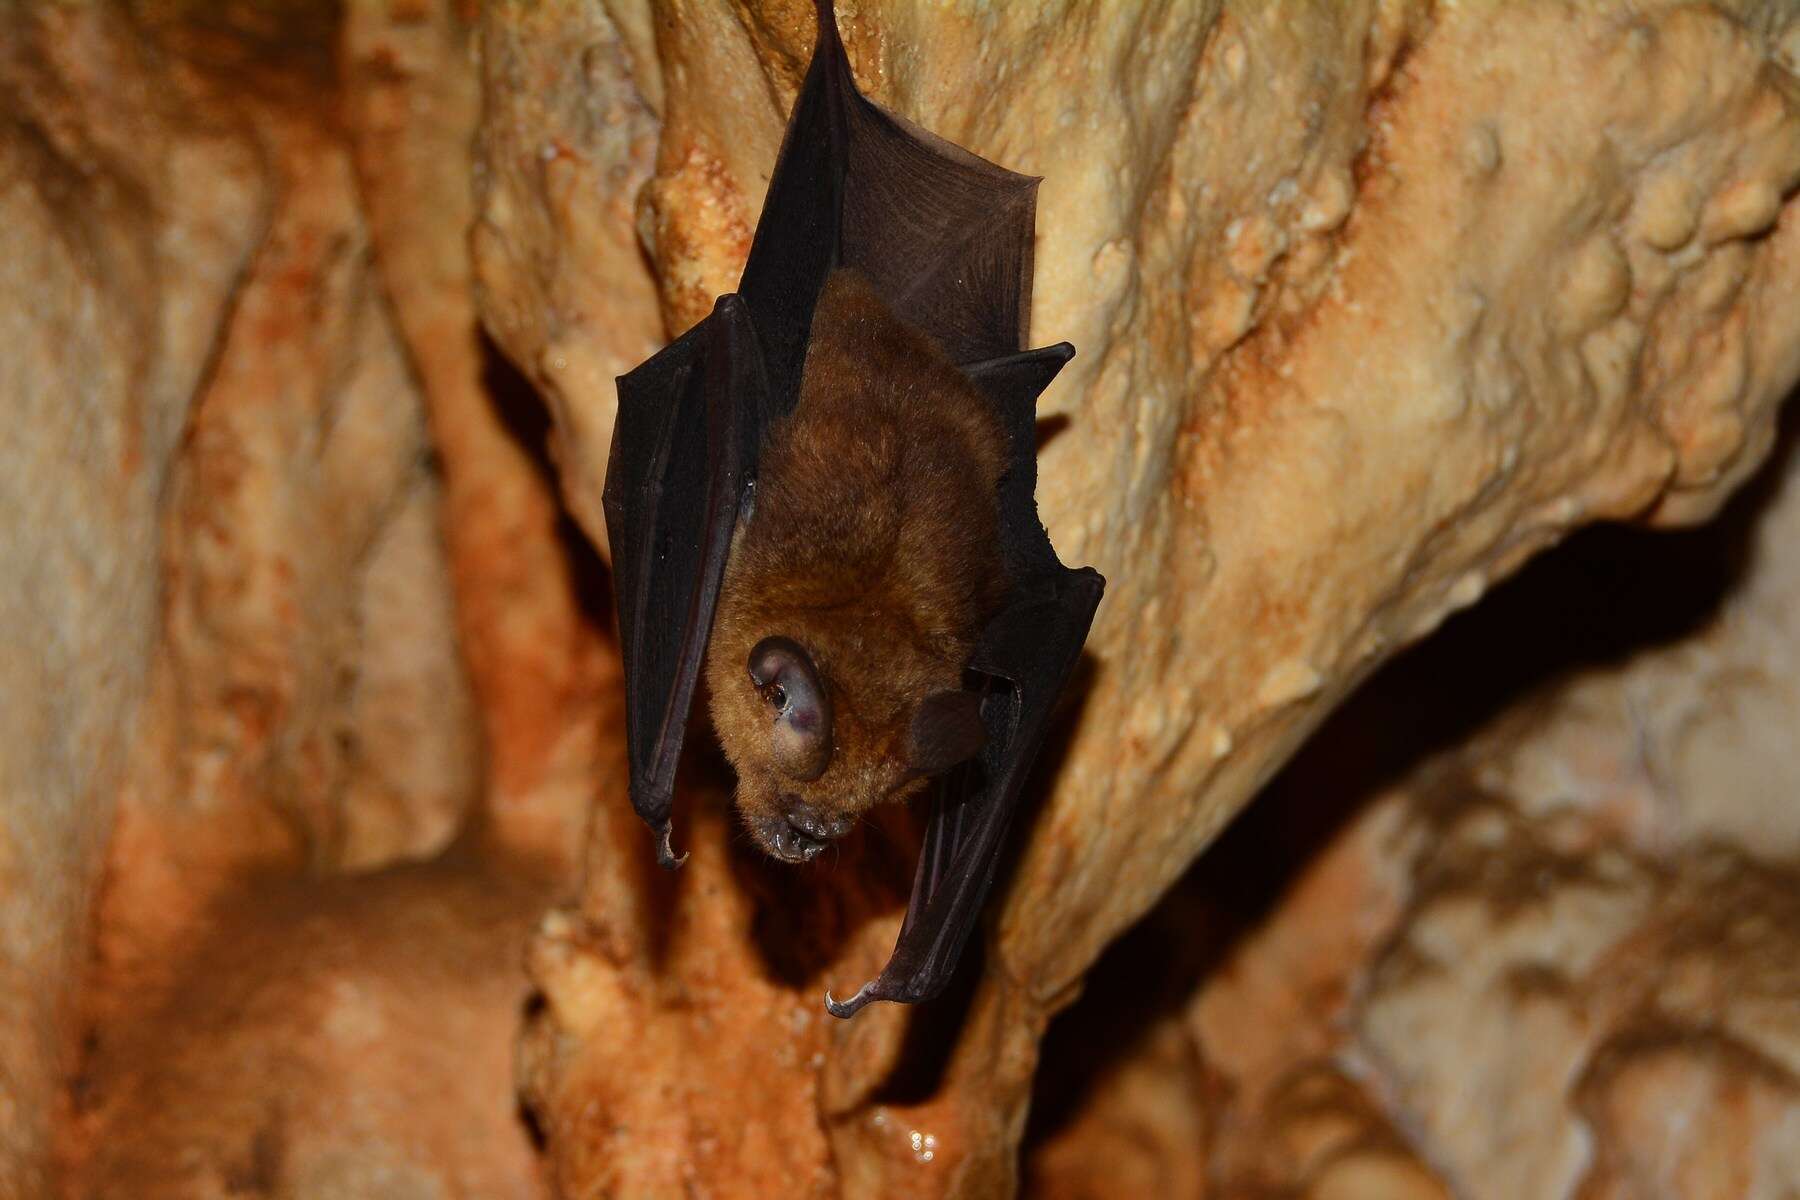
[786,800,851,841]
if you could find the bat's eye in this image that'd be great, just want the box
[747,636,833,781]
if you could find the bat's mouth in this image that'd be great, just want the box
[759,798,852,863]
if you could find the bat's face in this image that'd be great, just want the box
[707,612,986,863]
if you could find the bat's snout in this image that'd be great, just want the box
[759,797,854,863]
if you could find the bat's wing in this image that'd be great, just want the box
[604,297,768,866]
[826,346,1104,1017]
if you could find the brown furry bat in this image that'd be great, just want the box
[604,0,1101,1014]
[705,270,1003,861]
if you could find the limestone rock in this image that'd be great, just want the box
[341,0,614,867]
[1346,448,1800,1198]
[65,854,560,1200]
[0,2,606,1193]
[86,13,481,1036]
[1072,416,1800,1196]
[471,2,1800,1194]
[2,0,1798,1195]
[0,8,264,1191]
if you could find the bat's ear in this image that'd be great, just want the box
[905,690,986,777]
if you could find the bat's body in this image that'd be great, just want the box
[605,0,1102,1016]
[707,271,1007,861]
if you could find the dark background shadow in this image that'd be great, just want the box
[1022,399,1800,1156]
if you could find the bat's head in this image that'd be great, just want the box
[703,267,1007,862]
[708,617,987,863]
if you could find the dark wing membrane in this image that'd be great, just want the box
[603,297,770,867]
[609,1,856,867]
[734,10,851,415]
[841,102,1040,364]
[738,0,1040,393]
[826,346,1103,1017]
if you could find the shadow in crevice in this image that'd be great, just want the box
[733,795,920,994]
[1024,400,1800,1159]
[478,335,614,631]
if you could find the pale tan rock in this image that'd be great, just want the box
[470,0,665,554]
[0,8,264,1191]
[341,0,613,867]
[1575,1034,1800,1199]
[473,2,1800,1195]
[1352,791,1800,1200]
[0,2,601,1193]
[1327,435,1800,1200]
[339,474,481,871]
[1484,430,1800,860]
[88,36,478,997]
[1083,425,1800,1196]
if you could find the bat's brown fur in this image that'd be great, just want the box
[705,269,1008,859]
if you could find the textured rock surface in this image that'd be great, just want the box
[472,2,1800,1195]
[0,2,602,1195]
[0,9,264,1192]
[1026,424,1800,1197]
[1344,442,1800,1200]
[64,852,561,1200]
[3,1,1800,1196]
[342,0,614,866]
[83,4,480,1054]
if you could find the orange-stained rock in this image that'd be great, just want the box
[2,1,1800,1196]
[340,0,612,867]
[0,7,265,1191]
[0,2,605,1194]
[64,852,561,1200]
[87,11,478,1036]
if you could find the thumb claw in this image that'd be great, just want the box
[654,823,687,870]
[824,982,878,1019]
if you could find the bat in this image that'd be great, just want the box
[603,0,1103,1017]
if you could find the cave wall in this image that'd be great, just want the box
[1029,414,1800,1198]
[471,2,1800,1195]
[2,4,607,1195]
[0,1,1798,1197]
[0,10,265,1190]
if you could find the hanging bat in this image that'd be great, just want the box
[603,0,1102,1017]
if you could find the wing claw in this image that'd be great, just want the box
[824,983,878,1018]
[653,822,688,871]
